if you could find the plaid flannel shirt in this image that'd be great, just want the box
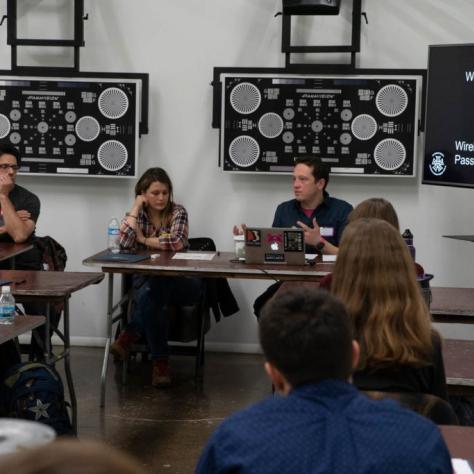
[120,203,189,251]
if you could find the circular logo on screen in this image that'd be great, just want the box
[429,152,447,176]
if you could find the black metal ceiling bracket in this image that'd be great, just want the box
[281,0,363,69]
[5,0,86,72]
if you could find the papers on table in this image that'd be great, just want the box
[172,252,216,261]
[305,254,337,263]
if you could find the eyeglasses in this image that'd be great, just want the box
[0,164,20,171]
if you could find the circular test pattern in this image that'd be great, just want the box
[228,135,260,168]
[376,84,408,117]
[75,116,101,142]
[98,140,128,171]
[229,82,261,115]
[374,138,406,171]
[98,87,129,120]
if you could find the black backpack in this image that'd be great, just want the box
[35,235,68,272]
[0,362,74,436]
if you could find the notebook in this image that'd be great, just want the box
[95,252,149,263]
[244,227,305,265]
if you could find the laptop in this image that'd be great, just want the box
[244,227,305,265]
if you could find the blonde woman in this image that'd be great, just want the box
[331,218,447,400]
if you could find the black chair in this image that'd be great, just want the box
[362,390,459,425]
[119,237,216,384]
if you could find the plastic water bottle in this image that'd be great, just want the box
[0,286,16,325]
[402,228,416,260]
[107,217,120,253]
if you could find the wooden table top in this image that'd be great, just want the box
[431,287,474,323]
[0,315,45,344]
[83,249,334,282]
[0,270,104,299]
[444,339,474,386]
[440,425,474,460]
[0,242,33,262]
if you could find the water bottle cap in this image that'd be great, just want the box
[1,285,11,293]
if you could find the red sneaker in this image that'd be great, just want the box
[152,360,171,387]
[110,330,139,361]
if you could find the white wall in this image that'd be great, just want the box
[2,0,474,350]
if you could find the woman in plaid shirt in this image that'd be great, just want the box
[110,168,202,387]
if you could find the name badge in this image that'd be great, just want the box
[320,227,334,237]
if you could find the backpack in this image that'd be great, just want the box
[35,235,68,272]
[34,235,68,319]
[0,362,74,436]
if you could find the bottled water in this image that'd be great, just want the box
[402,228,416,260]
[0,285,16,325]
[107,217,120,253]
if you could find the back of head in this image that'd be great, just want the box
[332,218,433,369]
[349,198,399,231]
[259,288,353,387]
[0,439,148,474]
[294,155,330,188]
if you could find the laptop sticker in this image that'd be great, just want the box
[265,253,285,263]
[245,229,261,247]
[266,232,283,251]
[284,230,304,252]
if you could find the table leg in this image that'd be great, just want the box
[100,273,114,407]
[62,298,77,434]
[44,304,51,362]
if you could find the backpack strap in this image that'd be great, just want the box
[4,363,59,388]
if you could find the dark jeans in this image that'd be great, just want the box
[127,275,203,360]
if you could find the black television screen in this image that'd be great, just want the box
[423,44,474,188]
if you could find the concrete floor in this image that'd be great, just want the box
[67,347,268,473]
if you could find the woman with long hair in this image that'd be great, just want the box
[348,197,399,229]
[110,167,202,387]
[331,218,447,399]
[319,197,423,291]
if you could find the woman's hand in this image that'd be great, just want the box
[133,194,147,213]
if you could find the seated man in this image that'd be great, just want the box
[234,155,352,255]
[196,289,452,474]
[0,144,41,267]
[238,155,352,317]
[272,155,352,255]
[0,144,48,360]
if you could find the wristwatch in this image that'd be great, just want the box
[315,239,325,253]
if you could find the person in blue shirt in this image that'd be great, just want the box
[234,155,352,255]
[238,155,352,317]
[196,289,452,474]
[273,155,352,255]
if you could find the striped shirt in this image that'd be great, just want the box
[120,203,188,251]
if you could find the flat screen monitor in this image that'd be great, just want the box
[423,43,474,188]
